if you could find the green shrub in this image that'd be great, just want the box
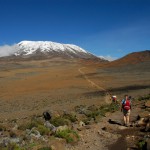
[11,119,18,123]
[63,113,77,123]
[87,105,98,111]
[9,131,17,138]
[50,116,69,127]
[75,103,119,124]
[138,94,150,101]
[37,125,50,135]
[23,142,38,150]
[137,139,146,150]
[55,129,79,143]
[19,121,38,130]
[99,103,119,115]
[19,118,43,130]
[5,143,25,150]
[38,147,52,150]
[108,103,120,112]
[82,117,91,125]
[74,105,86,114]
[0,124,6,131]
[86,110,100,118]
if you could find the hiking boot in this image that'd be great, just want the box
[126,124,129,127]
[123,123,126,126]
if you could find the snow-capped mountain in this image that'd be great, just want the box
[13,41,98,59]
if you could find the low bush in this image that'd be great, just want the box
[137,139,147,150]
[0,124,6,131]
[74,105,86,114]
[86,110,100,118]
[82,117,91,125]
[9,131,17,138]
[75,103,119,124]
[24,142,38,150]
[99,103,119,115]
[87,105,98,111]
[0,143,25,150]
[50,116,69,127]
[55,129,79,143]
[37,125,50,135]
[38,147,52,150]
[138,94,150,101]
[63,113,77,123]
[19,118,43,130]
[18,121,38,130]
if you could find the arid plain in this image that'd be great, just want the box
[0,51,150,121]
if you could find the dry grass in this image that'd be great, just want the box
[0,58,150,122]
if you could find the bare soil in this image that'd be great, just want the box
[0,59,150,118]
[0,58,150,149]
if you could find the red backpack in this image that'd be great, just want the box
[123,100,131,110]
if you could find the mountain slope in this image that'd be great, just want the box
[108,50,150,67]
[13,41,98,59]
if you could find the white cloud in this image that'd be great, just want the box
[99,55,117,61]
[0,44,18,57]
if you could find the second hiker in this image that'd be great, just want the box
[121,95,132,127]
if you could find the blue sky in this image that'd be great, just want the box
[0,0,150,59]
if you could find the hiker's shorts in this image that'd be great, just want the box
[123,109,130,116]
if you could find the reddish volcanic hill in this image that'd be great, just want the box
[108,50,150,67]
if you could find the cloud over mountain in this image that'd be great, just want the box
[0,44,18,57]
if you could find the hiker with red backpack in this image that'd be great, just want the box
[112,95,117,103]
[121,95,132,127]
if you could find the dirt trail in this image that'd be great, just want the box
[65,108,122,150]
[78,67,111,103]
[65,100,144,150]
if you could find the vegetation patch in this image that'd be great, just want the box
[55,129,79,143]
[0,143,25,150]
[138,93,150,101]
[74,105,86,114]
[50,116,70,127]
[82,117,91,125]
[0,124,6,131]
[74,103,119,124]
[137,139,147,150]
[99,103,120,114]
[9,131,17,138]
[38,147,52,150]
[37,125,50,135]
[19,118,43,130]
[63,113,77,123]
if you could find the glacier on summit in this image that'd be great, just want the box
[0,41,101,60]
[15,41,88,56]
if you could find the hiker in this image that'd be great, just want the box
[112,95,117,103]
[121,95,132,127]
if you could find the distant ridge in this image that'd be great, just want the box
[108,50,150,66]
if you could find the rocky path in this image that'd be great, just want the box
[0,97,148,150]
[65,100,146,150]
[65,111,121,150]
